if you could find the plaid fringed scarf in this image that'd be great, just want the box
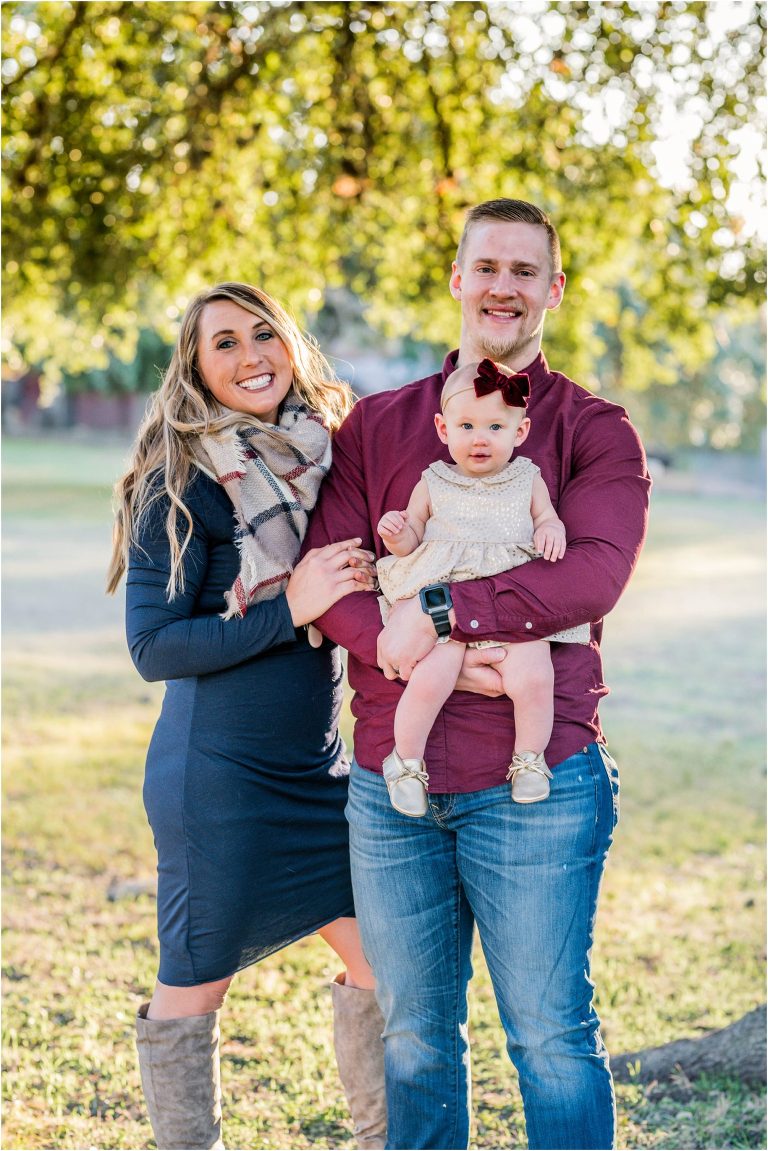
[194,392,332,619]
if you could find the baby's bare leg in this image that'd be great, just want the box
[497,640,554,753]
[395,641,466,760]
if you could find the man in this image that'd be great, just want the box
[305,199,650,1150]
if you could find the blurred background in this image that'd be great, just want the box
[2,3,766,1149]
[2,0,766,462]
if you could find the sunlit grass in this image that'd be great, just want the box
[2,439,765,1149]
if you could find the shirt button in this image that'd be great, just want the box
[470,619,479,629]
[525,621,533,629]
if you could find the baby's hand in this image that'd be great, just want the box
[377,510,410,540]
[534,520,566,562]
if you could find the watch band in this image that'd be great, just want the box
[430,610,453,640]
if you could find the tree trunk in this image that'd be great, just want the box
[612,1005,766,1090]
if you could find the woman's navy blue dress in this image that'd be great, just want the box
[126,470,355,986]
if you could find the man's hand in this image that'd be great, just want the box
[377,596,437,680]
[454,645,507,696]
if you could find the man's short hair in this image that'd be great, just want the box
[456,199,562,275]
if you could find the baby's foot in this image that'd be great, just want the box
[507,751,552,804]
[382,748,429,817]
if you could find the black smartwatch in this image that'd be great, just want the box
[419,583,453,642]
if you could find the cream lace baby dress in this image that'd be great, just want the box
[377,457,590,646]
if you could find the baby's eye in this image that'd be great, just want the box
[460,422,473,430]
[490,423,503,431]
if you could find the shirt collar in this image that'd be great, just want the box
[441,349,550,389]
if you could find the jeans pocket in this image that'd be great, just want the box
[597,743,620,827]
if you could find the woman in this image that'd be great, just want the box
[107,283,385,1150]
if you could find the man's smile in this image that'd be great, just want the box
[483,306,524,320]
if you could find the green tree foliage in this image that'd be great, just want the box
[609,312,767,453]
[2,0,765,396]
[60,327,173,395]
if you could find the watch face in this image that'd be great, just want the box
[423,586,448,611]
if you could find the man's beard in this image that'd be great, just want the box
[478,312,544,364]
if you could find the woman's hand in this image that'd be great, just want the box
[286,539,376,627]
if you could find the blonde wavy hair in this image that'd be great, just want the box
[107,282,353,599]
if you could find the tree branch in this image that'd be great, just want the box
[612,1006,767,1094]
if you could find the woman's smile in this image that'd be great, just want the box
[237,372,275,391]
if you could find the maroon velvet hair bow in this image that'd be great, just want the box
[473,359,530,408]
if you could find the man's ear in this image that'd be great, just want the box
[547,272,565,311]
[435,412,449,444]
[516,417,531,446]
[449,261,462,302]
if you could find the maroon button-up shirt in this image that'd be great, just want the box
[305,350,651,792]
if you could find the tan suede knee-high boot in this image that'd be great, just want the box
[135,1003,224,1150]
[330,976,387,1150]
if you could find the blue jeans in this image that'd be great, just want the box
[347,743,620,1151]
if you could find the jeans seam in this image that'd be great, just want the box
[451,867,463,1149]
[590,746,601,858]
[584,833,617,1149]
[590,746,617,1147]
[429,793,456,826]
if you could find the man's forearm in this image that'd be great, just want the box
[450,538,633,643]
[451,411,650,643]
[312,592,383,667]
[304,405,383,665]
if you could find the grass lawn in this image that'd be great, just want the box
[2,436,765,1150]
